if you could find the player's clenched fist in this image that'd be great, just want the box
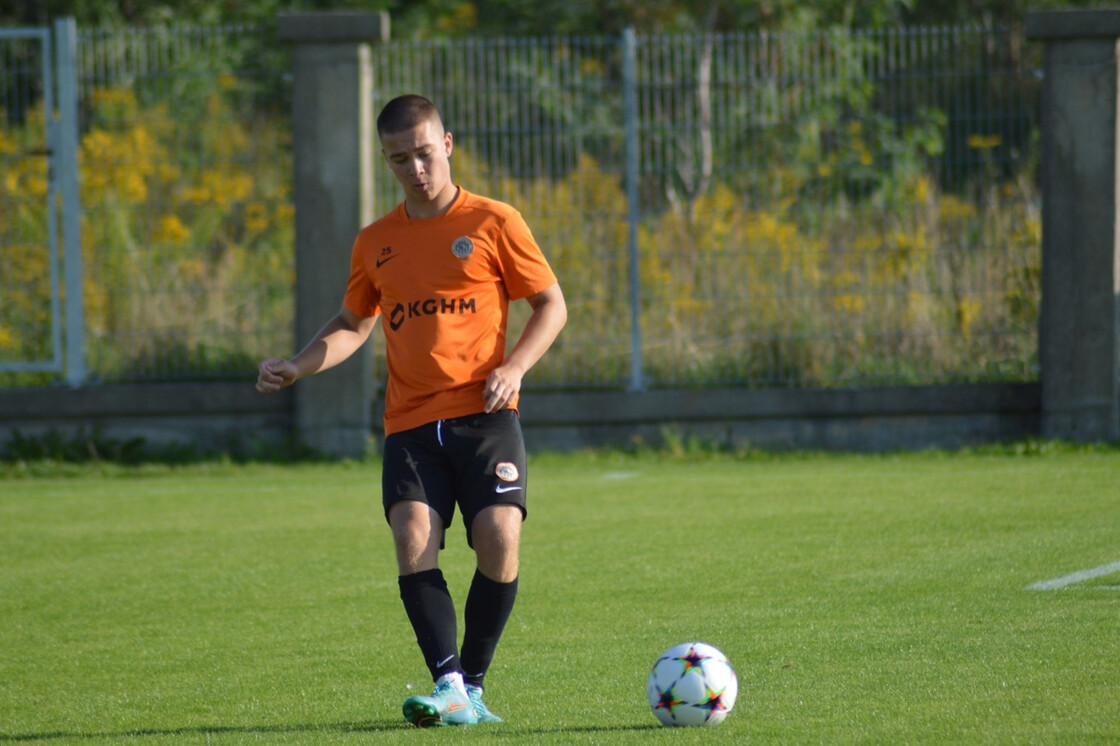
[483,364,523,413]
[256,357,298,393]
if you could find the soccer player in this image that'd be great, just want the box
[255,94,567,727]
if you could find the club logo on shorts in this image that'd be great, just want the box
[451,236,474,259]
[495,462,519,482]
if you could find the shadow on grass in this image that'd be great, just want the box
[522,725,662,734]
[0,721,662,741]
[0,720,411,742]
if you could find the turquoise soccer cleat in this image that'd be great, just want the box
[402,678,479,727]
[466,684,503,723]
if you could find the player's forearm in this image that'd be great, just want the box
[290,314,373,380]
[504,287,567,376]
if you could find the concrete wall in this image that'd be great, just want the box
[1028,9,1120,442]
[0,382,1040,457]
[517,383,1040,452]
[0,382,292,455]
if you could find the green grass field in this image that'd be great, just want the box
[2,446,1119,744]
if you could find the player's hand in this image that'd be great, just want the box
[483,363,524,413]
[256,357,299,393]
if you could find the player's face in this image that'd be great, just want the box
[381,119,455,213]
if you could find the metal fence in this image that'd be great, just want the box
[0,23,1040,390]
[373,27,1040,389]
[72,25,294,382]
[0,28,62,377]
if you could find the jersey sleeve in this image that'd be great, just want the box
[342,232,381,318]
[495,209,558,300]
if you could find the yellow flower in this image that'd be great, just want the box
[154,214,190,245]
[437,2,478,34]
[244,201,270,233]
[274,203,295,222]
[22,164,49,197]
[158,163,182,184]
[178,258,206,280]
[939,195,976,221]
[833,294,865,313]
[0,131,18,155]
[967,134,1002,150]
[183,185,212,204]
[957,299,982,334]
[581,58,604,76]
[79,119,162,205]
[199,168,252,207]
[119,171,148,203]
[831,270,866,313]
[910,176,931,204]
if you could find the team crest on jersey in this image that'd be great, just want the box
[495,462,519,482]
[451,236,474,259]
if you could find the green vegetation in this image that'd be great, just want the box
[0,425,323,468]
[6,0,1120,36]
[1,38,1041,387]
[2,449,1119,743]
[0,62,294,383]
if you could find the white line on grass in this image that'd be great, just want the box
[1025,561,1120,590]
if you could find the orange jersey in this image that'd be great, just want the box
[343,187,558,435]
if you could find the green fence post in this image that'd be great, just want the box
[54,17,85,387]
[623,27,645,392]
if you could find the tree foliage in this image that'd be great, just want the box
[3,0,1119,36]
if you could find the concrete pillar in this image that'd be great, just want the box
[1027,10,1120,442]
[277,12,388,457]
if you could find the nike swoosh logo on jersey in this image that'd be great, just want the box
[375,254,398,268]
[495,484,522,494]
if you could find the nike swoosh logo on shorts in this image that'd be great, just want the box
[495,485,522,494]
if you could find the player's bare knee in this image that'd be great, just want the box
[472,507,521,581]
[476,553,519,583]
[389,502,442,573]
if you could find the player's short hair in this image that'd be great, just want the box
[376,94,444,138]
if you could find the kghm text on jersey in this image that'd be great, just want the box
[388,297,478,331]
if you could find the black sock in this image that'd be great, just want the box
[398,569,461,681]
[460,570,519,690]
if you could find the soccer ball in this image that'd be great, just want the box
[647,641,738,727]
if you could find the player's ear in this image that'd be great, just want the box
[444,131,453,157]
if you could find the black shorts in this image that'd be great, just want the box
[381,409,528,548]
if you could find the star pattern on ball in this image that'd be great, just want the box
[653,684,686,718]
[694,685,731,722]
[678,646,708,674]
